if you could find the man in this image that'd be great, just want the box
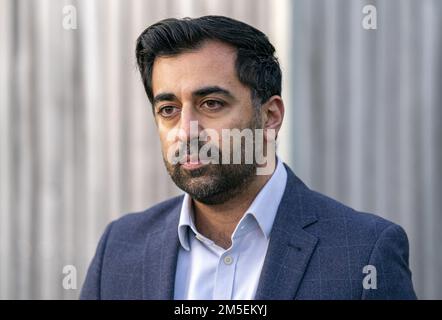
[80,16,416,300]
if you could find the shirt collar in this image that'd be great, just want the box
[177,157,288,251]
[177,192,197,251]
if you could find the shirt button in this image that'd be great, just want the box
[223,255,233,265]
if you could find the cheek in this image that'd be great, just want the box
[205,119,254,150]
[220,109,254,130]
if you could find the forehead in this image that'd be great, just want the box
[151,41,245,96]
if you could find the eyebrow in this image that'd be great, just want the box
[153,93,178,106]
[152,86,235,107]
[192,86,234,99]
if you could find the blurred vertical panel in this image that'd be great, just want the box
[0,0,13,299]
[288,0,442,299]
[269,0,293,161]
[420,0,440,299]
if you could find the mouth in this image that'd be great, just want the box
[180,155,205,170]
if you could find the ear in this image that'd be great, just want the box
[260,95,285,140]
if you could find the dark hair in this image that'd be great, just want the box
[135,15,282,107]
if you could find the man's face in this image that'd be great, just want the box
[151,40,261,204]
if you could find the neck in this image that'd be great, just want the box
[192,172,272,249]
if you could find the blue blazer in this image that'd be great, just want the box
[80,164,417,299]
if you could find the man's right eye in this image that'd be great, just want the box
[158,106,179,118]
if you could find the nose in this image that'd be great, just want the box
[177,104,201,142]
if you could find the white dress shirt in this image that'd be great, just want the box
[174,158,288,300]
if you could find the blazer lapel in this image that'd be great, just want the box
[142,197,182,299]
[255,165,319,300]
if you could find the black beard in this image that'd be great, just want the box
[165,161,256,205]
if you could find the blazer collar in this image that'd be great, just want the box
[142,163,318,299]
[254,164,319,299]
[142,196,182,300]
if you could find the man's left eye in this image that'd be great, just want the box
[201,100,224,110]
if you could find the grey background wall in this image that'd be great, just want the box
[0,0,440,299]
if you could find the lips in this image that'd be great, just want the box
[181,155,204,170]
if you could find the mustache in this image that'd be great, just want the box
[173,139,221,163]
